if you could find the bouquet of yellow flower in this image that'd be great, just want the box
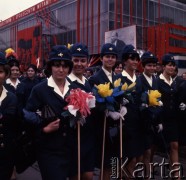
[93,78,136,111]
[140,90,163,111]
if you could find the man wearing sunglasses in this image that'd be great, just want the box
[117,45,145,178]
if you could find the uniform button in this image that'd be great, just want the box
[63,133,66,137]
[0,124,2,128]
[0,143,4,148]
[0,134,3,138]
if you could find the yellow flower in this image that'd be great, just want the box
[67,43,73,49]
[148,90,162,106]
[127,82,136,90]
[95,82,113,97]
[114,78,121,87]
[121,83,128,91]
[5,48,15,54]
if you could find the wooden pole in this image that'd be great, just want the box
[100,110,107,180]
[77,121,81,180]
[120,117,123,178]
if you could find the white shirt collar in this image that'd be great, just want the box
[0,86,8,106]
[68,73,87,85]
[6,78,20,89]
[122,70,136,82]
[48,76,70,98]
[159,73,173,86]
[143,72,153,87]
[102,67,112,82]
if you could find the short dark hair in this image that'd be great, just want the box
[112,60,123,71]
[27,64,37,73]
[0,64,10,76]
[162,60,176,66]
[46,60,73,77]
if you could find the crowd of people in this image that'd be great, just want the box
[0,43,186,180]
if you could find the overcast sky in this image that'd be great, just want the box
[0,0,43,21]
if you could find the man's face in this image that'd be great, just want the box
[144,63,157,77]
[72,56,88,76]
[102,54,117,71]
[111,33,118,43]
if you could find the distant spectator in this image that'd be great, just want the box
[112,60,123,75]
[182,72,186,80]
[84,67,94,78]
[155,62,163,77]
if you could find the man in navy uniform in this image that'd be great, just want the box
[24,45,75,180]
[89,43,124,179]
[136,51,163,178]
[117,45,145,178]
[68,43,96,179]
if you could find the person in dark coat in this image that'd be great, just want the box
[24,45,75,180]
[136,51,163,177]
[177,80,186,146]
[89,43,123,179]
[111,31,126,60]
[4,53,26,115]
[4,49,26,179]
[67,43,96,180]
[0,52,18,180]
[21,64,41,103]
[117,44,145,178]
[157,54,180,177]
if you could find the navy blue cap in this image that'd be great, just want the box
[141,51,158,65]
[101,43,118,57]
[49,45,71,61]
[162,54,175,64]
[122,44,139,61]
[0,52,7,65]
[70,43,89,57]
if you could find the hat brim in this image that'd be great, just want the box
[49,57,71,61]
[101,52,118,57]
[71,53,88,58]
[142,58,158,65]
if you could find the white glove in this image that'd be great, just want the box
[179,103,186,111]
[120,106,127,118]
[122,98,129,105]
[107,111,124,121]
[156,124,163,133]
[36,109,42,116]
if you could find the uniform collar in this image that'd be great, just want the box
[48,76,70,98]
[102,67,113,83]
[6,78,20,88]
[122,70,136,82]
[159,73,173,86]
[102,67,112,76]
[0,86,8,106]
[143,72,152,87]
[68,73,87,85]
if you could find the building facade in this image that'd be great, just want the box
[0,0,186,69]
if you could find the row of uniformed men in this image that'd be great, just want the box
[0,42,186,180]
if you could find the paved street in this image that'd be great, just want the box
[17,149,186,180]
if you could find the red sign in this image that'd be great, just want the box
[17,25,42,70]
[0,0,58,27]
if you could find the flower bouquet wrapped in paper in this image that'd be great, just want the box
[61,88,95,180]
[62,88,95,127]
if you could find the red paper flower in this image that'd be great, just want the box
[65,88,95,118]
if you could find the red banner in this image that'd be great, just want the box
[17,24,42,71]
[0,0,59,27]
